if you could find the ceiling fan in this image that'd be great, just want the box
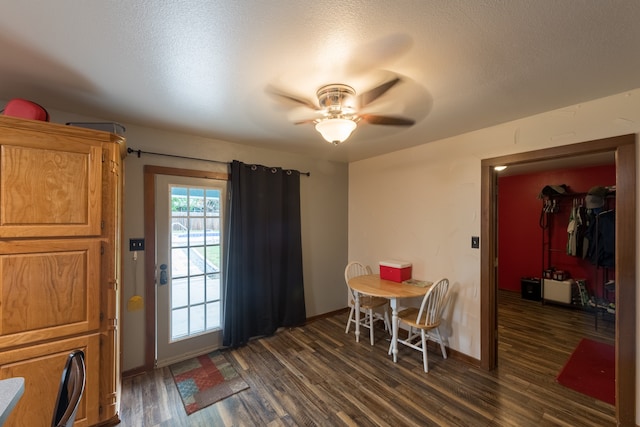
[268,77,415,145]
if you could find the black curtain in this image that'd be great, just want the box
[222,160,306,348]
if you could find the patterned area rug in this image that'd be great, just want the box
[556,338,615,405]
[169,351,249,415]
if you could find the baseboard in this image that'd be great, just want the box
[122,366,149,378]
[122,344,222,377]
[305,307,349,323]
[446,345,481,367]
[156,344,220,368]
[93,414,121,426]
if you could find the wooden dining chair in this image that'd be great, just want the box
[51,350,86,427]
[344,261,391,345]
[391,278,449,372]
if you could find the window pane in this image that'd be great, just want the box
[172,308,188,340]
[189,246,207,274]
[171,277,188,308]
[205,189,219,215]
[206,274,220,302]
[188,188,205,214]
[171,187,188,214]
[190,276,205,305]
[204,245,219,274]
[171,248,188,277]
[205,218,219,244]
[188,218,206,245]
[206,302,221,329]
[190,305,205,334]
[171,221,188,247]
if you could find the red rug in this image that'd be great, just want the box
[556,338,615,405]
[170,351,249,415]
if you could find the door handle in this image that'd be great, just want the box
[159,264,168,285]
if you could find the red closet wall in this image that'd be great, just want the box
[497,164,615,297]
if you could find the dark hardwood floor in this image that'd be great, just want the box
[120,290,616,426]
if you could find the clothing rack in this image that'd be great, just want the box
[539,192,594,304]
[126,147,311,176]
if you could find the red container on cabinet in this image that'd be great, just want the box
[379,260,412,282]
[3,98,50,121]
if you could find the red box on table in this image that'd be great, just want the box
[379,260,412,282]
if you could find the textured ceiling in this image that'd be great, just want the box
[2,1,640,163]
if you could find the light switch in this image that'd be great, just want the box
[129,238,145,251]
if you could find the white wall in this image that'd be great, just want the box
[7,105,349,372]
[348,89,640,416]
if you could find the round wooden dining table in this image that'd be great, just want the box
[348,274,430,362]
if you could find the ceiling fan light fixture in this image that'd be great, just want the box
[315,118,357,145]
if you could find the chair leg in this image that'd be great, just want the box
[388,316,398,355]
[383,309,391,335]
[406,326,419,344]
[434,328,447,359]
[368,309,375,345]
[421,330,429,373]
[345,306,356,334]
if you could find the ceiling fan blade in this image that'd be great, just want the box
[293,118,317,125]
[361,114,415,126]
[358,77,401,107]
[266,85,319,110]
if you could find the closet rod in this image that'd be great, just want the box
[126,147,310,176]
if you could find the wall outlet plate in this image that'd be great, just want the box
[129,238,145,251]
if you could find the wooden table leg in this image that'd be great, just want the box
[390,297,398,362]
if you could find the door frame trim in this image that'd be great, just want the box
[143,165,229,370]
[480,134,636,424]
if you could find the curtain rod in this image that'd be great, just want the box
[126,148,310,176]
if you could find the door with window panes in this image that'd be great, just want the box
[155,174,226,366]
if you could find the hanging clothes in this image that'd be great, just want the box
[574,201,587,257]
[567,199,588,258]
[566,199,577,256]
[584,208,615,267]
[567,198,587,257]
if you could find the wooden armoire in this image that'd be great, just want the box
[0,115,124,426]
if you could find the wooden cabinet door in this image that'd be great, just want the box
[0,130,102,238]
[0,239,101,348]
[0,334,99,427]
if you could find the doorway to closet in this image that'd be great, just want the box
[480,134,636,425]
